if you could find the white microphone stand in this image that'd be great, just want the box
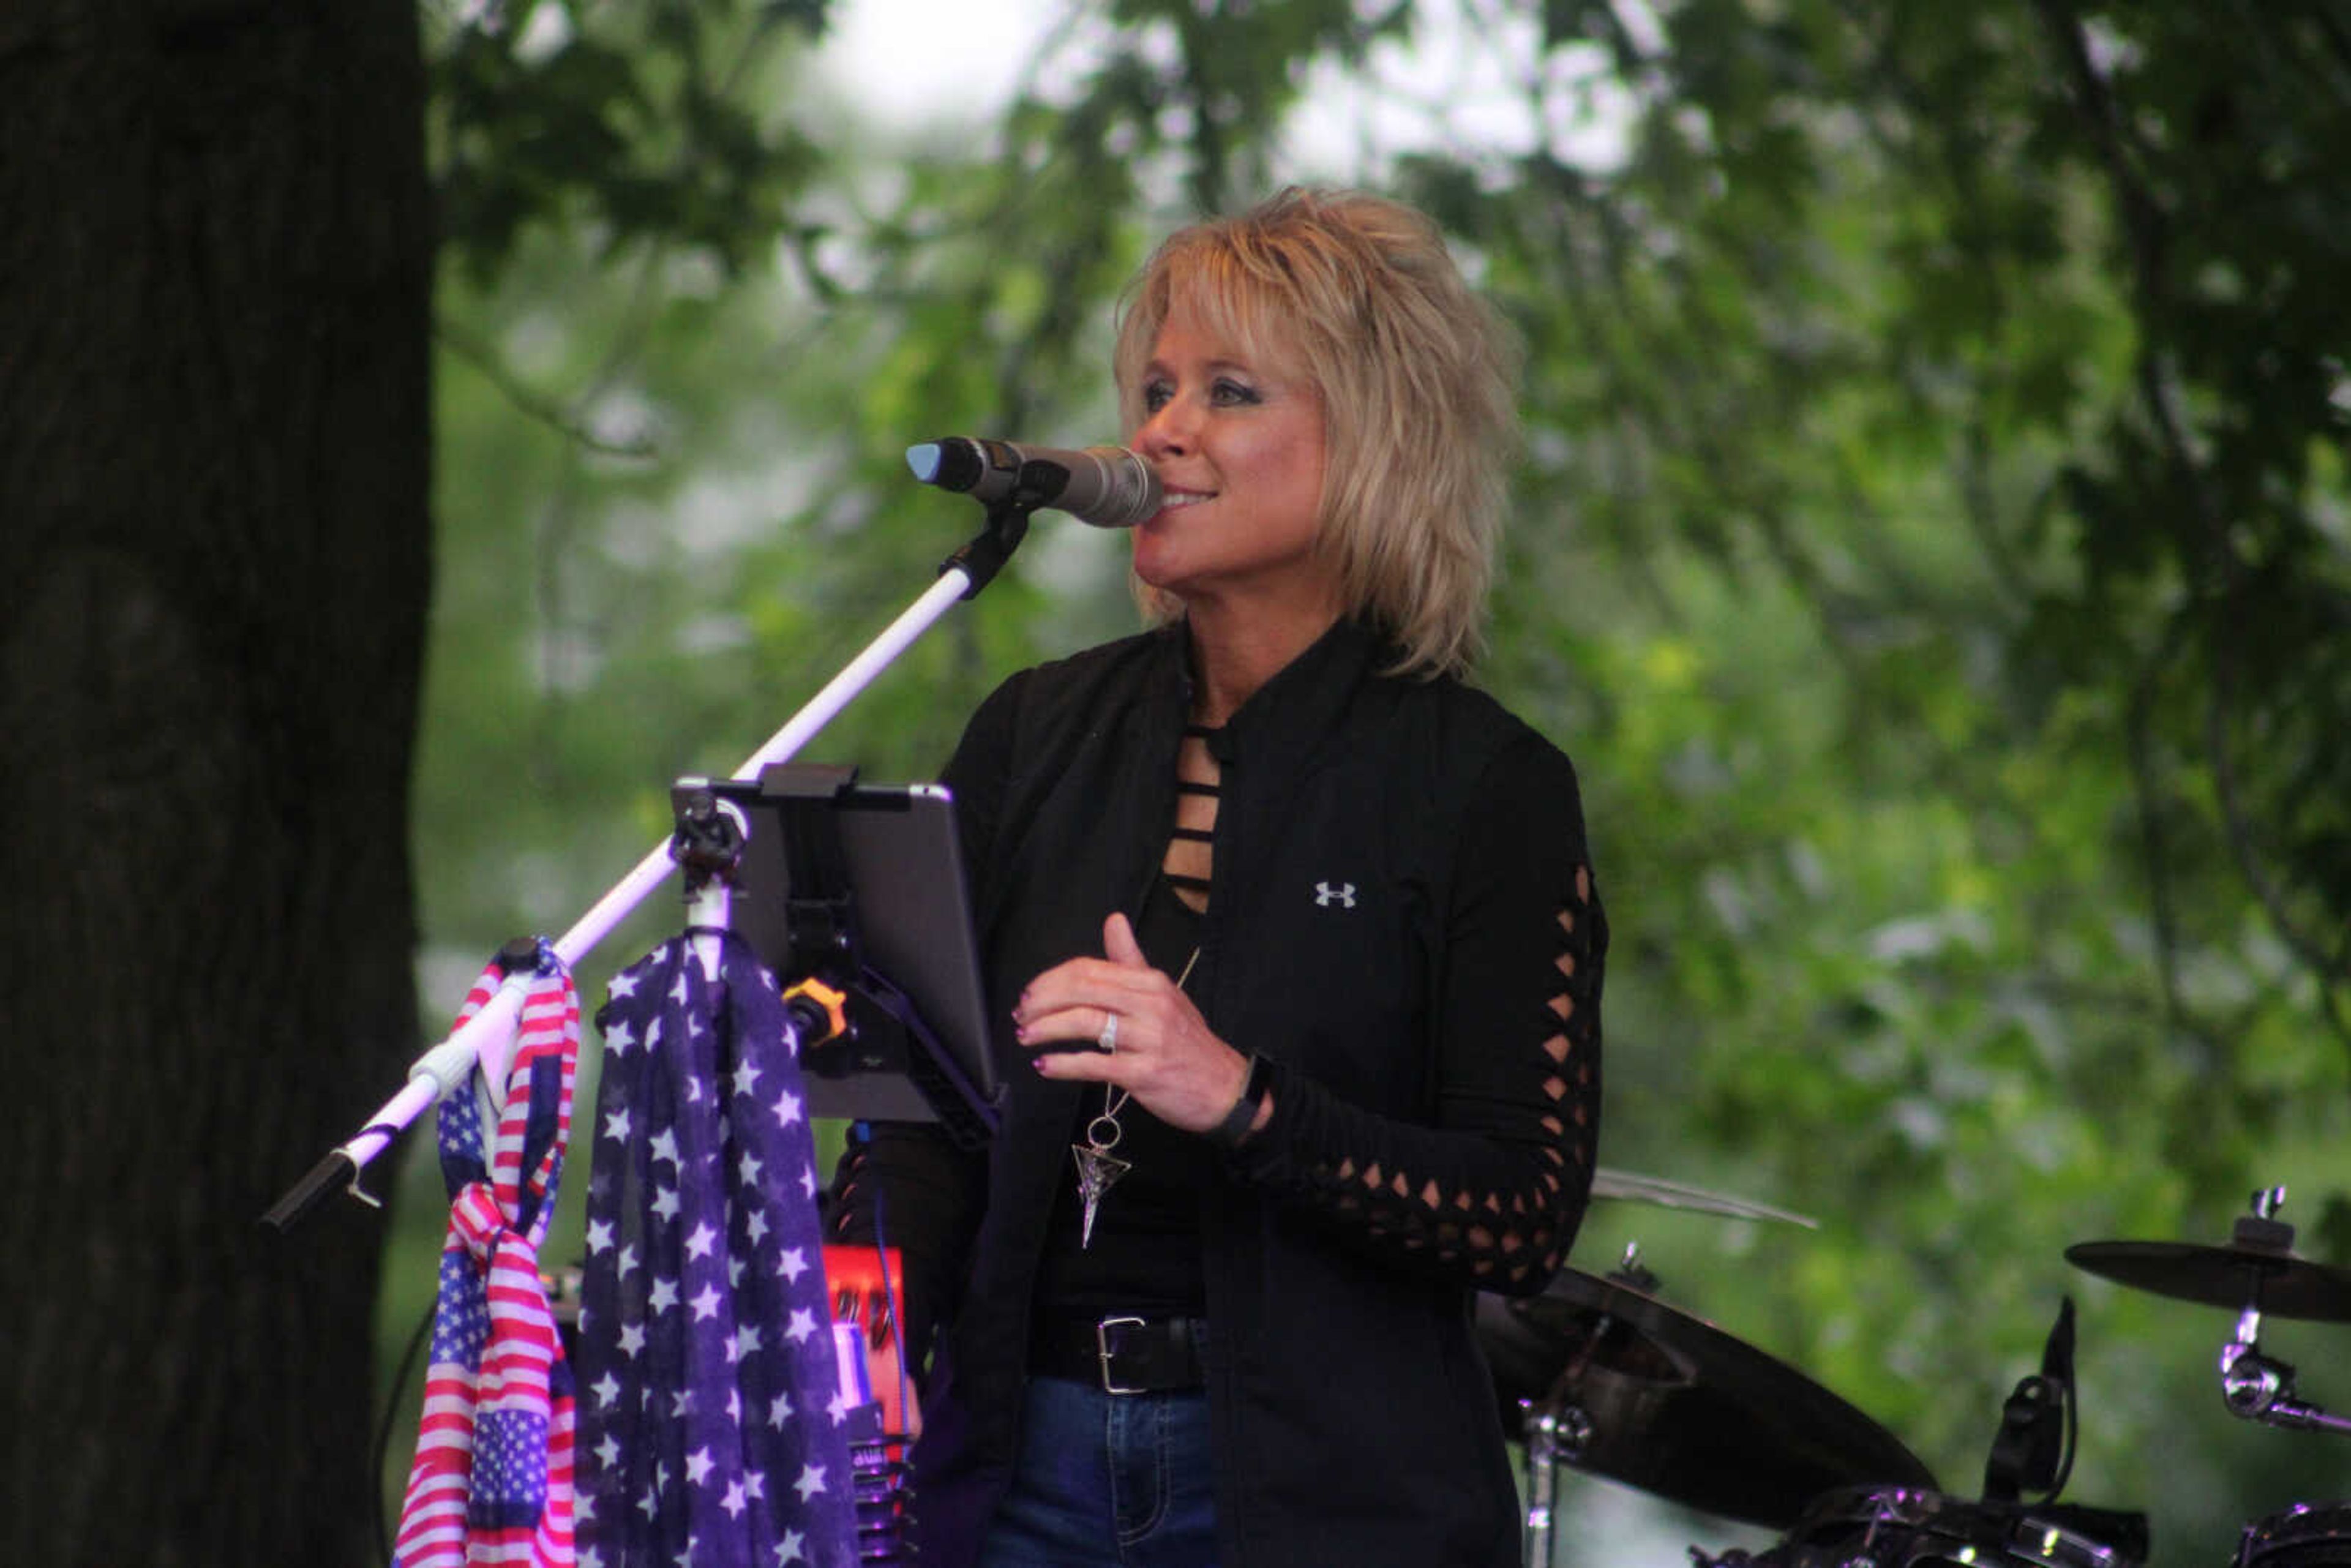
[264,494,1041,1229]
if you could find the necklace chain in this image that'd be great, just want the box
[1100,945,1199,1122]
[1074,942,1201,1248]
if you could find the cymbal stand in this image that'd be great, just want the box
[2217,1189,2351,1438]
[1521,1245,1649,1568]
[1522,1396,1601,1568]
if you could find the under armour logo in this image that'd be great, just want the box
[1314,881,1357,909]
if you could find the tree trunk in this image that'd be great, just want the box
[0,1,431,1561]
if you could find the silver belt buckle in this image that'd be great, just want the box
[1095,1315,1147,1395]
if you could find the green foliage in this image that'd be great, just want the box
[428,0,830,282]
[395,1,2351,1561]
[1437,4,2351,1556]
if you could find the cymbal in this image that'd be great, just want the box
[1592,1167,1818,1229]
[2065,1240,2351,1322]
[1479,1269,1935,1529]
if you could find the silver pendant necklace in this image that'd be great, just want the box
[1071,945,1199,1248]
[1071,1099,1132,1250]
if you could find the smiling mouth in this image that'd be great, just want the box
[1158,490,1213,510]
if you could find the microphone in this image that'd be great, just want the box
[905,438,1162,528]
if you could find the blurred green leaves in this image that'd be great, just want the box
[429,0,830,282]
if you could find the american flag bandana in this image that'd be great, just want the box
[396,943,583,1567]
[574,932,857,1568]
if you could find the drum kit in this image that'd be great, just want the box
[1499,1176,2351,1567]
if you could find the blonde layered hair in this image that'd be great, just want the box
[1113,187,1521,678]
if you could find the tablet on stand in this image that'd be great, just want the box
[670,763,999,1146]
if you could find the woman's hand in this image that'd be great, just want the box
[1014,913,1251,1135]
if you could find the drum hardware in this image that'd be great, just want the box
[1692,1299,2147,1568]
[2217,1315,2351,1438]
[2067,1187,2351,1438]
[1516,1250,1629,1568]
[1982,1297,2078,1506]
[2235,1501,2351,1567]
[1522,1161,1813,1558]
[1701,1485,2147,1568]
[1491,1242,1937,1564]
[1520,1401,1593,1568]
[2068,1188,2351,1568]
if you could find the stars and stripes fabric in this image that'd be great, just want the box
[574,931,857,1568]
[395,944,583,1568]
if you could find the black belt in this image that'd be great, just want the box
[1030,1313,1208,1394]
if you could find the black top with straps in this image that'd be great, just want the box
[1162,721,1222,905]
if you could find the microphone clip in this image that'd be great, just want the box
[937,471,1052,598]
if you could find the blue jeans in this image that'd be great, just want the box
[976,1375,1219,1567]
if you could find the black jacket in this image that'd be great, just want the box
[835,617,1606,1567]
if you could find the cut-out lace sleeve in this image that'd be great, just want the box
[1223,740,1605,1296]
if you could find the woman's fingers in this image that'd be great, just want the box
[1023,1004,1123,1057]
[1010,917,1248,1129]
[1103,912,1149,969]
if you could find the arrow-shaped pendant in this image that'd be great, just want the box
[1071,1141,1131,1249]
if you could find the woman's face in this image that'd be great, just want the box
[1127,303,1335,625]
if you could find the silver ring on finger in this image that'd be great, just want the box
[1097,1011,1119,1054]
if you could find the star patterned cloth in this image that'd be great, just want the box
[574,931,857,1568]
[395,945,582,1567]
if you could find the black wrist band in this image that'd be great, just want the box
[1209,1052,1274,1149]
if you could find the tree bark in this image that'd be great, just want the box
[0,1,431,1561]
